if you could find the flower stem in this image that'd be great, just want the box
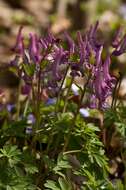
[111,73,122,109]
[16,82,21,120]
[113,73,122,108]
[63,76,74,113]
[63,75,91,152]
[55,65,69,114]
[23,98,29,117]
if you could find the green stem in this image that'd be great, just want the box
[32,76,42,152]
[23,98,29,117]
[111,80,118,109]
[31,81,36,112]
[75,76,90,116]
[63,149,82,155]
[45,134,54,154]
[63,76,74,113]
[47,66,70,156]
[36,69,42,131]
[113,74,122,108]
[63,75,91,152]
[16,82,22,120]
[111,73,122,109]
[55,65,69,114]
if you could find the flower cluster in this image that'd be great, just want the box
[10,22,126,109]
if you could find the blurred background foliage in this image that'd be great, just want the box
[0,0,126,57]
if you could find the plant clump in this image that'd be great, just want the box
[0,22,125,189]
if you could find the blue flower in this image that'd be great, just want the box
[46,98,56,106]
[79,108,89,117]
[6,104,15,112]
[27,114,36,124]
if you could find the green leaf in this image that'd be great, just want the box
[24,164,38,174]
[86,123,100,132]
[115,122,126,137]
[7,186,13,190]
[40,105,55,114]
[0,145,20,157]
[44,180,60,190]
[56,154,71,169]
[0,145,22,169]
[69,53,79,62]
[58,177,72,190]
[40,60,49,69]
[23,63,35,76]
[43,155,55,171]
[3,120,27,138]
[115,179,124,190]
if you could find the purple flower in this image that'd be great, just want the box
[88,21,102,51]
[95,45,103,67]
[21,73,32,85]
[65,32,75,54]
[39,38,48,49]
[46,31,56,45]
[29,33,42,63]
[21,84,31,95]
[89,95,97,109]
[6,104,15,112]
[88,21,99,39]
[112,26,123,48]
[10,55,20,67]
[103,55,116,86]
[52,47,64,79]
[12,26,24,55]
[39,32,56,50]
[46,46,69,87]
[77,31,86,65]
[92,47,115,108]
[94,68,104,100]
[10,23,120,110]
[112,34,126,56]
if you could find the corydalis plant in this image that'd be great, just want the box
[3,22,126,190]
[10,22,126,110]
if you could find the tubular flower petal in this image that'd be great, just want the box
[10,23,119,109]
[112,26,123,48]
[77,31,86,65]
[65,32,75,55]
[29,33,41,63]
[112,34,126,56]
[12,26,24,55]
